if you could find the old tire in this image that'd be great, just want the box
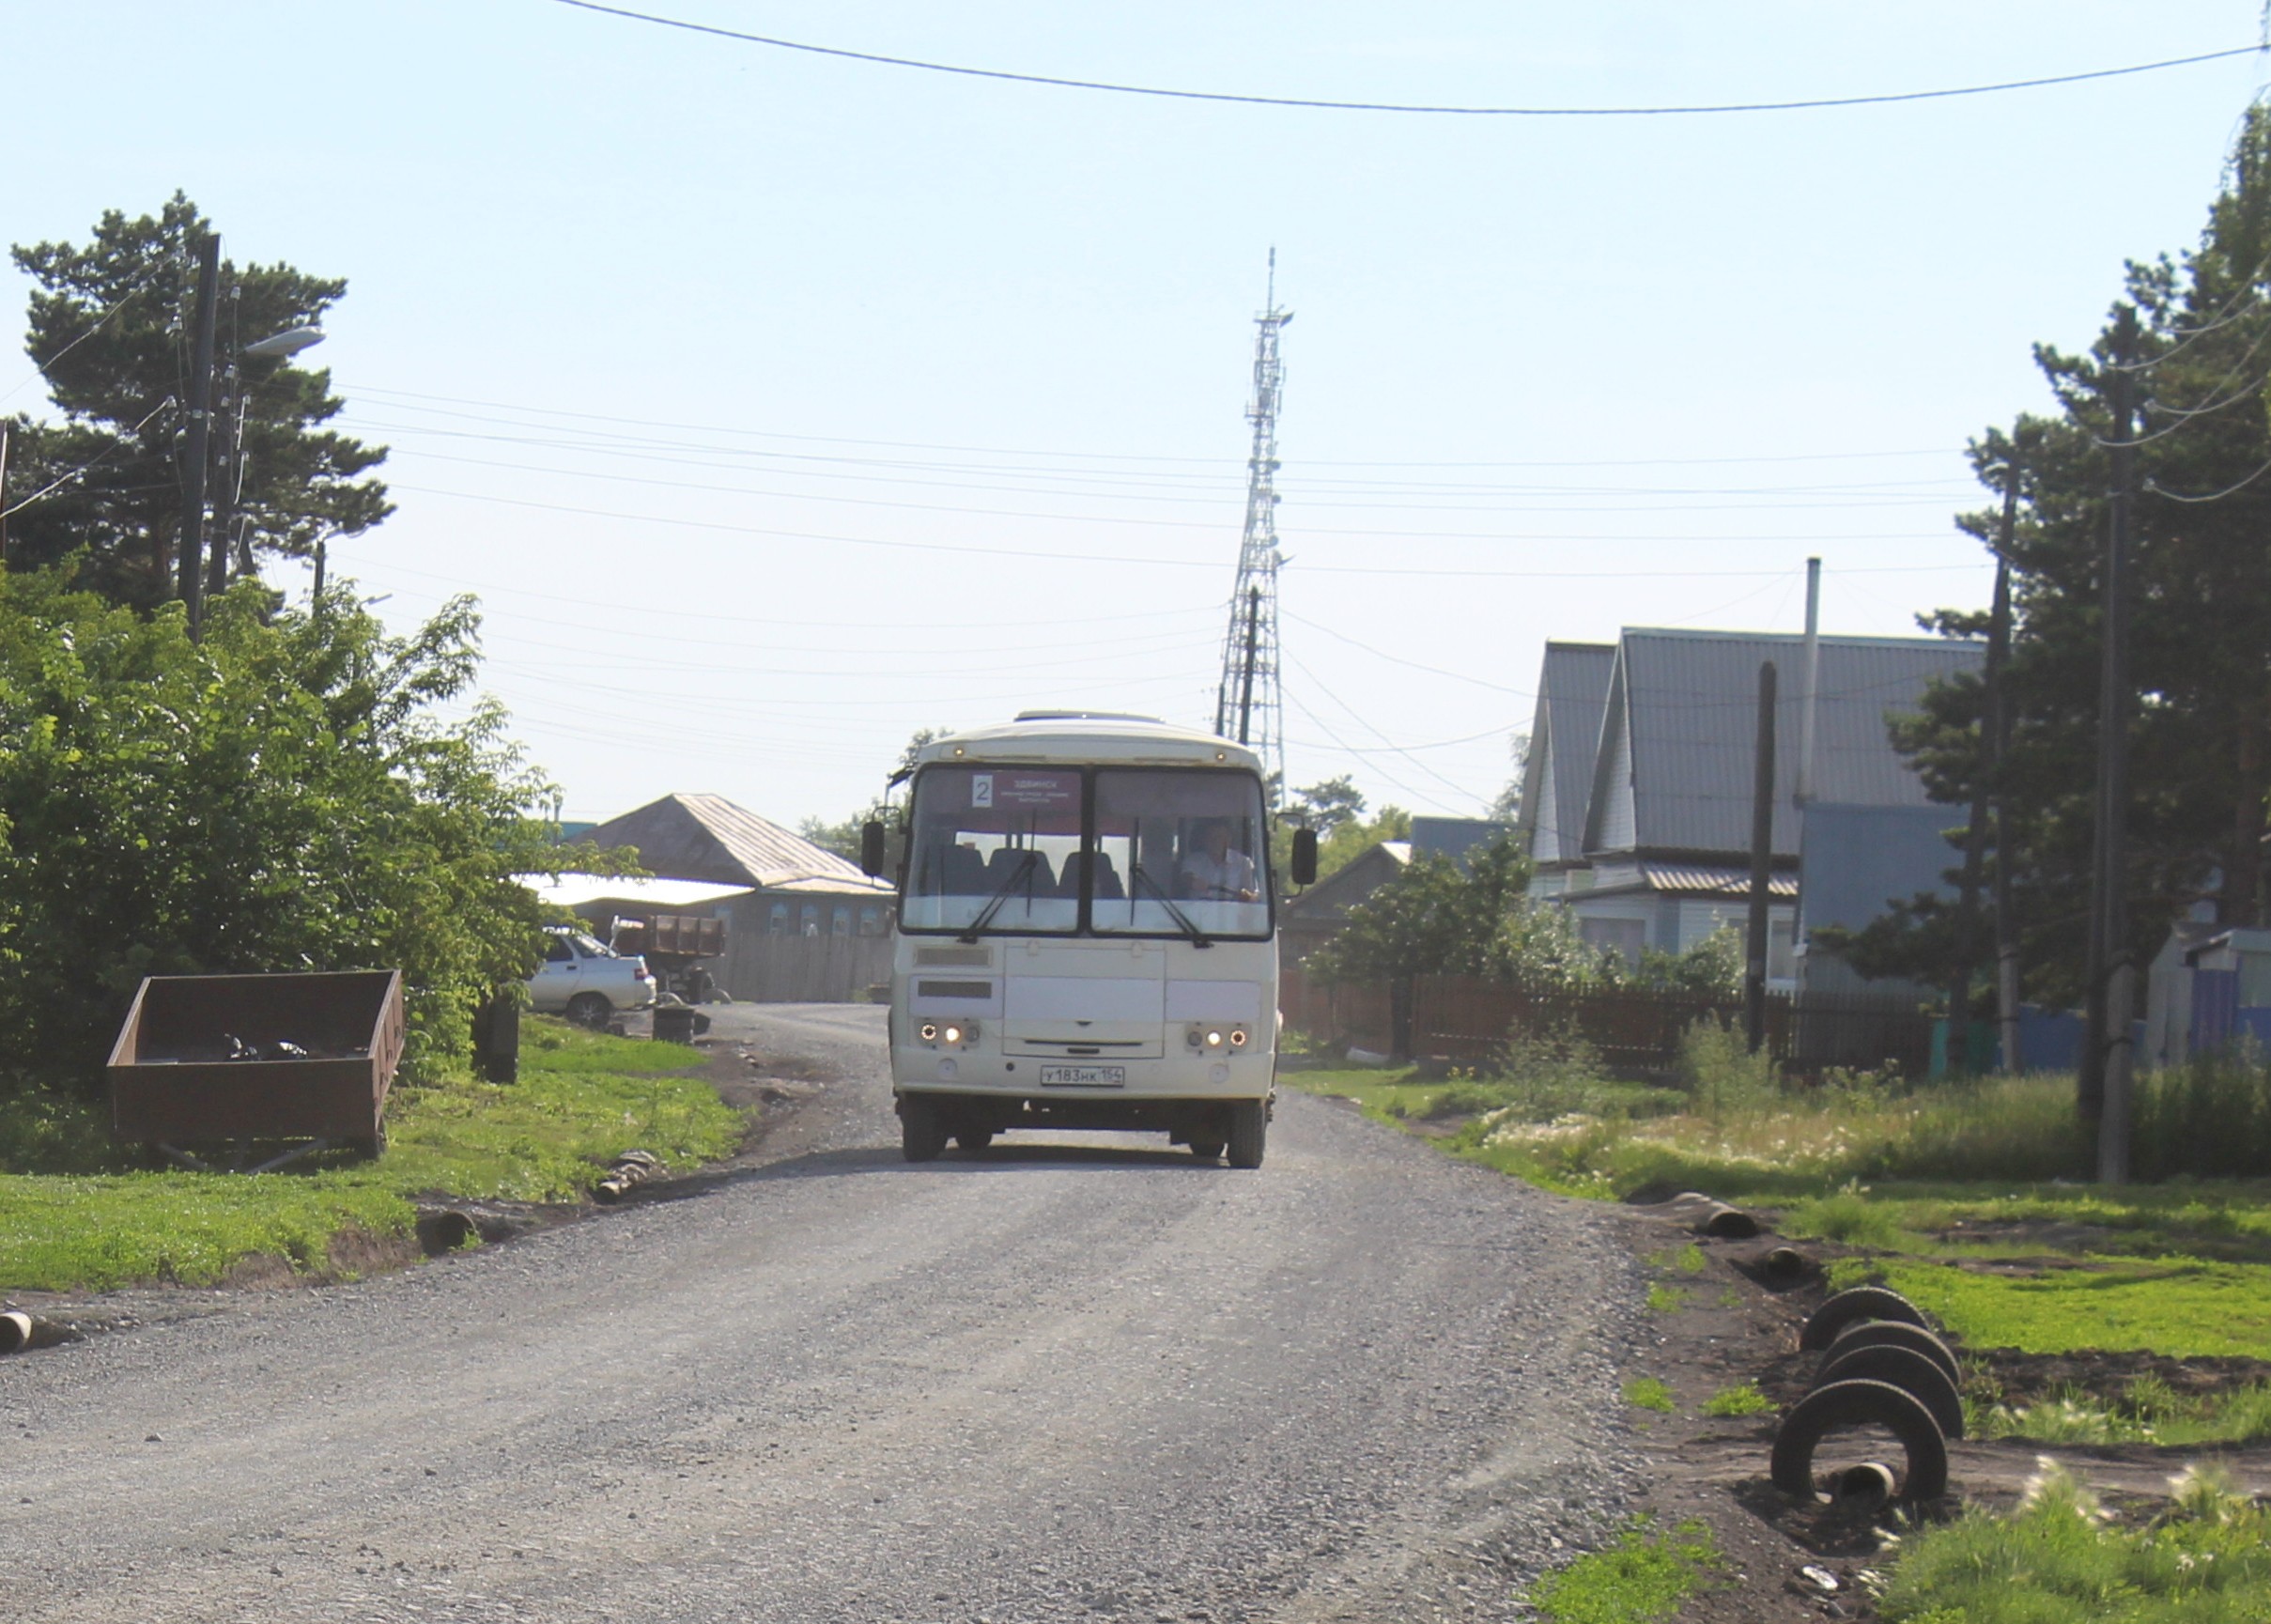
[1771,1378,1948,1503]
[1824,1319,1961,1388]
[1816,1343,1966,1440]
[899,1095,948,1163]
[1800,1285,1929,1351]
[1227,1100,1267,1169]
[566,992,611,1029]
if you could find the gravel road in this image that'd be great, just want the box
[3,1005,1645,1622]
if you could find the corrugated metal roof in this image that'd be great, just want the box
[585,794,891,893]
[520,874,755,909]
[1515,642,1614,863]
[1641,862,1800,899]
[1588,628,1981,858]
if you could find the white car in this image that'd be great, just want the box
[530,926,658,1027]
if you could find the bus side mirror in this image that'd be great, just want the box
[1290,827,1319,888]
[860,820,888,878]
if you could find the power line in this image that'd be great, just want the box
[545,4,2261,118]
[0,398,176,519]
[389,483,1986,578]
[0,262,173,408]
[354,382,1961,470]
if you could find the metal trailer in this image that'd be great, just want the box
[107,969,407,1170]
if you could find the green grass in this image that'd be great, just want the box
[1524,1518,1721,1624]
[1622,1376,1676,1413]
[1859,1257,2271,1362]
[1878,1462,2271,1623]
[1702,1382,1775,1418]
[1644,1282,1690,1312]
[1287,1058,2271,1360]
[0,1018,742,1291]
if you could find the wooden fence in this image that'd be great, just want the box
[1281,967,1932,1077]
[718,932,894,1004]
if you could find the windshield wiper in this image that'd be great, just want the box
[958,849,1040,943]
[1130,864,1211,949]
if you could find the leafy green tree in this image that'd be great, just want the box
[1874,107,2271,1006]
[4,193,389,607]
[1287,775,1367,839]
[1307,832,1531,1055]
[799,728,944,862]
[1487,732,1528,822]
[0,567,601,1091]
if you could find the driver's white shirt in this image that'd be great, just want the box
[1180,847,1258,900]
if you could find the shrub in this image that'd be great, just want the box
[0,567,620,1091]
[1676,1020,1783,1119]
[2133,1051,2271,1182]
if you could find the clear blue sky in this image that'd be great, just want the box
[5,2,2264,826]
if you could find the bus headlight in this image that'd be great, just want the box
[1187,1023,1248,1053]
[919,1022,939,1043]
[1228,1028,1248,1048]
[943,1025,964,1045]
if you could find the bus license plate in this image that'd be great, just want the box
[1041,1064,1126,1088]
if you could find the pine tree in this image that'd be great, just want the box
[4,193,389,607]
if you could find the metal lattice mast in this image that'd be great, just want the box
[1213,252,1290,799]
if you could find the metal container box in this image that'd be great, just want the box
[107,970,407,1152]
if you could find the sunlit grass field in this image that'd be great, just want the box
[0,1018,740,1291]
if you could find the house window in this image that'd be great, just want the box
[1769,918,1798,982]
[832,905,852,936]
[1580,916,1647,966]
[799,903,821,936]
[859,905,881,936]
[768,901,790,936]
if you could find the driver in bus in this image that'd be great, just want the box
[1179,819,1259,902]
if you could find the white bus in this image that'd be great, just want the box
[861,712,1316,1168]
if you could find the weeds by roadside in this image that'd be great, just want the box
[1523,1517,1723,1623]
[1702,1382,1775,1418]
[1968,1378,2271,1447]
[1876,1460,2271,1623]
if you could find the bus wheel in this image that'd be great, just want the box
[1227,1101,1266,1169]
[953,1124,995,1152]
[900,1096,947,1163]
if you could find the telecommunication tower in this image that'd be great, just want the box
[1213,252,1291,797]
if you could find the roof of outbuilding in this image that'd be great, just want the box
[1585,628,1982,859]
[583,794,892,894]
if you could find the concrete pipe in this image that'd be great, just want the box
[414,1209,479,1255]
[0,1312,75,1354]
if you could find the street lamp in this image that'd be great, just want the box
[208,322,327,604]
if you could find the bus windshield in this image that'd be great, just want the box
[900,765,1270,938]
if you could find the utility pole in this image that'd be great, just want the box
[1213,251,1291,792]
[1745,660,1779,1053]
[1988,454,2023,1075]
[1949,455,2024,1073]
[177,233,222,636]
[206,284,243,602]
[2082,306,2140,1182]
